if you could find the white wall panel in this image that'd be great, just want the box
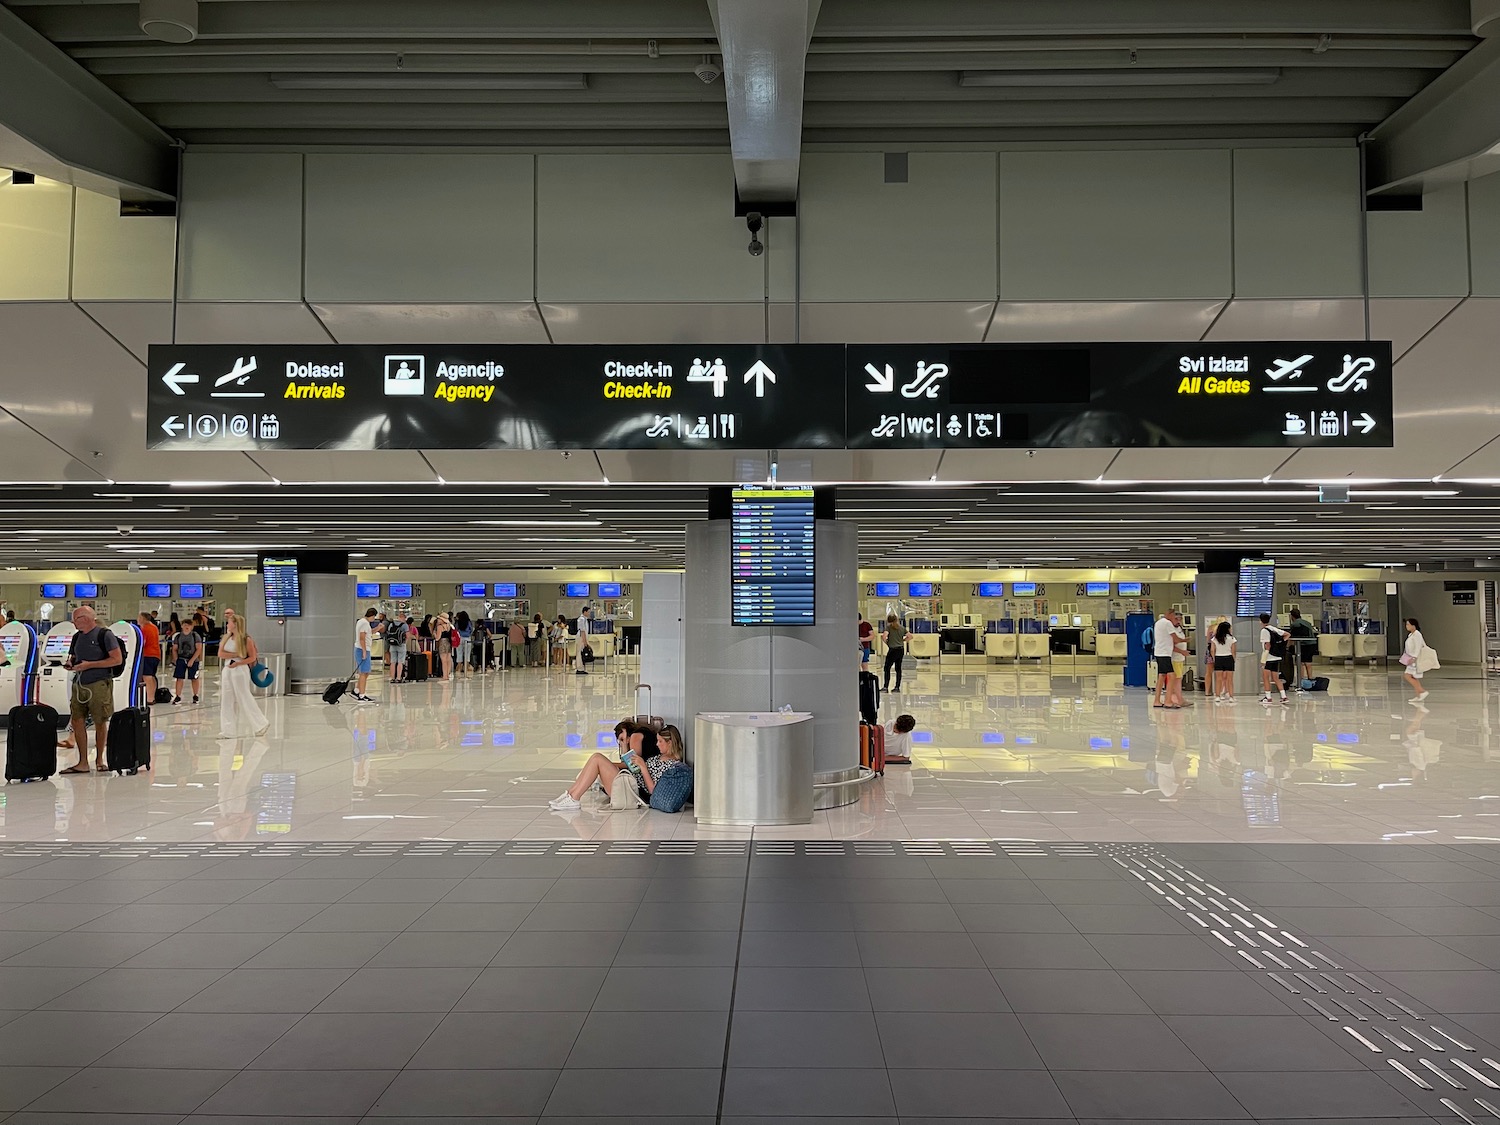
[799,152,996,301]
[1469,173,1500,298]
[798,301,994,343]
[0,405,102,482]
[247,450,437,484]
[999,150,1232,300]
[987,300,1224,342]
[77,300,170,363]
[421,449,606,484]
[1232,148,1361,298]
[539,302,779,344]
[312,303,549,344]
[1368,297,1463,360]
[0,178,71,300]
[1205,298,1366,340]
[71,189,174,301]
[173,302,331,344]
[537,154,763,303]
[304,154,534,303]
[939,447,1116,482]
[1368,185,1469,299]
[597,450,769,484]
[178,152,303,301]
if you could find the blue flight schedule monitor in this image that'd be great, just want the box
[262,558,303,618]
[731,488,815,626]
[1236,559,1276,618]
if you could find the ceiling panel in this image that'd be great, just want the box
[0,406,103,482]
[78,300,171,363]
[987,300,1225,342]
[311,302,550,344]
[246,450,438,484]
[539,303,781,344]
[1205,298,1368,340]
[596,449,769,484]
[1441,437,1500,478]
[1368,295,1464,359]
[1105,447,1292,481]
[937,447,1117,482]
[798,302,996,343]
[421,448,609,484]
[173,301,333,344]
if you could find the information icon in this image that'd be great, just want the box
[384,355,425,396]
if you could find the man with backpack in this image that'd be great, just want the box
[1259,612,1290,706]
[385,614,409,684]
[61,605,121,774]
[172,623,201,705]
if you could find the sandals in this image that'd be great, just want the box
[58,765,89,775]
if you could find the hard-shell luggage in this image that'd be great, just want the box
[6,704,59,782]
[859,720,885,776]
[106,700,150,775]
[322,674,354,705]
[405,652,430,682]
[630,685,663,731]
[858,669,880,725]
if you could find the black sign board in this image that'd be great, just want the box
[147,341,1393,451]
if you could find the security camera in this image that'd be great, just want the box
[117,526,133,536]
[746,212,764,257]
[1026,450,1035,459]
[561,451,572,460]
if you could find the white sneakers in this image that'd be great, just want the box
[1416,690,1430,702]
[549,793,581,810]
[1213,694,1236,705]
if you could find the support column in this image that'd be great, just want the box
[247,572,354,694]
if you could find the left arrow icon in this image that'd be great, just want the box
[161,416,185,436]
[162,363,199,395]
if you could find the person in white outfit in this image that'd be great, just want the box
[1401,617,1429,705]
[218,609,268,739]
[574,606,593,675]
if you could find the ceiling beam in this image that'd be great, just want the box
[709,0,820,206]
[1366,34,1500,193]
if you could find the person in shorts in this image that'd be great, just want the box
[1258,613,1289,706]
[137,612,160,703]
[62,605,121,773]
[1210,619,1237,704]
[172,624,201,704]
[1152,609,1184,709]
[385,614,408,684]
[353,608,377,701]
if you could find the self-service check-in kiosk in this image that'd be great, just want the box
[0,620,40,718]
[108,620,144,712]
[38,623,75,720]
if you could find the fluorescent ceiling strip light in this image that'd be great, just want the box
[270,73,589,91]
[959,68,1282,88]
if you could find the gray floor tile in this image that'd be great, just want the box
[407,1010,584,1069]
[195,1069,395,1117]
[1052,1071,1249,1120]
[1086,934,1236,971]
[336,878,461,904]
[1378,906,1500,935]
[641,876,745,902]
[177,968,355,1014]
[729,1010,884,1068]
[721,1067,895,1117]
[249,1012,443,1070]
[365,930,509,968]
[0,933,57,961]
[742,902,855,931]
[1434,934,1500,969]
[96,1013,300,1069]
[1165,1014,1366,1071]
[849,903,965,932]
[735,966,869,1011]
[26,1067,234,1114]
[1436,881,1500,906]
[1376,969,1500,1012]
[592,966,731,1011]
[993,968,1151,1014]
[43,968,225,1012]
[567,1009,726,1067]
[184,903,327,933]
[1057,903,1192,934]
[283,859,400,881]
[887,1068,1071,1118]
[378,856,491,880]
[970,932,1110,969]
[122,933,279,969]
[490,930,624,967]
[0,1011,159,1066]
[406,902,534,932]
[951,903,1074,933]
[1020,1013,1204,1071]
[1270,907,1419,936]
[1216,1070,1428,1118]
[738,930,860,967]
[374,1065,551,1112]
[314,966,480,1013]
[440,877,553,903]
[614,929,739,967]
[922,856,1026,880]
[1117,971,1296,1015]
[3,931,167,968]
[540,876,652,902]
[862,967,1009,1012]
[875,1012,1042,1069]
[545,1067,721,1116]
[456,966,607,1011]
[855,931,982,968]
[0,903,116,931]
[1323,883,1458,908]
[242,931,397,969]
[517,901,641,931]
[0,1067,78,1112]
[1221,882,1359,908]
[1322,933,1486,970]
[630,901,743,930]
[0,967,107,1010]
[934,879,1050,905]
[296,903,430,933]
[236,877,368,904]
[1034,879,1156,905]
[135,880,265,905]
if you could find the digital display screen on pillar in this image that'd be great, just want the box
[731,488,815,627]
[388,583,413,598]
[1331,581,1358,597]
[1298,582,1324,596]
[39,583,65,598]
[1236,559,1276,618]
[492,583,518,598]
[565,583,591,598]
[356,582,380,598]
[144,583,171,598]
[1085,582,1109,597]
[179,583,204,599]
[598,583,622,598]
[262,558,303,618]
[1118,582,1143,596]
[74,583,99,598]
[977,583,1004,597]
[874,582,900,597]
[1012,582,1037,596]
[459,583,486,598]
[908,582,934,597]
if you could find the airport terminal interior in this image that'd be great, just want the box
[10,0,1500,1122]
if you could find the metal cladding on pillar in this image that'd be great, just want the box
[684,519,857,775]
[709,0,820,205]
[247,572,354,694]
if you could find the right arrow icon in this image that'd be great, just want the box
[1354,413,1376,434]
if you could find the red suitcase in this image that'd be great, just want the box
[859,720,885,776]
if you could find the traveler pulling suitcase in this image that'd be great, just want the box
[858,669,880,725]
[106,688,151,775]
[322,673,357,705]
[6,703,59,783]
[859,720,885,776]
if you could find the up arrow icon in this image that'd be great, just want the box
[864,363,895,393]
[743,360,776,397]
[161,362,199,395]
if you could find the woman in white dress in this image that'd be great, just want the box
[1401,617,1429,705]
[218,609,268,738]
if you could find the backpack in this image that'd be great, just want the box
[72,627,126,678]
[1141,626,1156,653]
[386,620,407,647]
[610,771,644,810]
[1267,629,1287,659]
[649,764,693,813]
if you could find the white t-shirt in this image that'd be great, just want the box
[1212,634,1236,657]
[355,617,373,653]
[1259,626,1283,663]
[1153,616,1176,658]
[884,722,913,760]
[1404,630,1425,659]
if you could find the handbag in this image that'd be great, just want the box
[649,764,693,813]
[249,660,274,689]
[1399,653,1414,666]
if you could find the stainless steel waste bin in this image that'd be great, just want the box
[250,652,287,697]
[694,711,814,826]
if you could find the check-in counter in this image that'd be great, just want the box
[1096,633,1129,660]
[1353,635,1384,661]
[1318,634,1354,660]
[1018,633,1049,661]
[907,632,939,659]
[985,632,1017,660]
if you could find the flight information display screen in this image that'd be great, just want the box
[1012,582,1037,596]
[39,583,65,598]
[179,583,204,599]
[262,558,303,618]
[565,582,591,598]
[388,582,413,598]
[908,582,934,597]
[74,583,99,598]
[1236,559,1276,618]
[459,582,486,598]
[977,582,1004,597]
[1299,582,1324,596]
[874,582,899,597]
[1085,582,1109,596]
[598,582,622,598]
[1118,582,1142,596]
[144,583,171,598]
[356,582,381,598]
[493,582,518,598]
[1331,581,1357,597]
[731,488,815,626]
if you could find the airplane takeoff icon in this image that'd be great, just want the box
[1265,354,1314,381]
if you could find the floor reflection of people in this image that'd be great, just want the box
[1404,709,1441,783]
[1152,707,1190,801]
[214,735,270,841]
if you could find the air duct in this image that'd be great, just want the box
[139,0,198,44]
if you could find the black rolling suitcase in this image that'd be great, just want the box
[6,704,59,782]
[406,652,429,682]
[106,692,151,775]
[322,674,354,704]
[859,669,880,725]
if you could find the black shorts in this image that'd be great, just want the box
[1156,656,1175,674]
[1213,656,1235,671]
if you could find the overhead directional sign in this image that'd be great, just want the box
[146,341,1393,451]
